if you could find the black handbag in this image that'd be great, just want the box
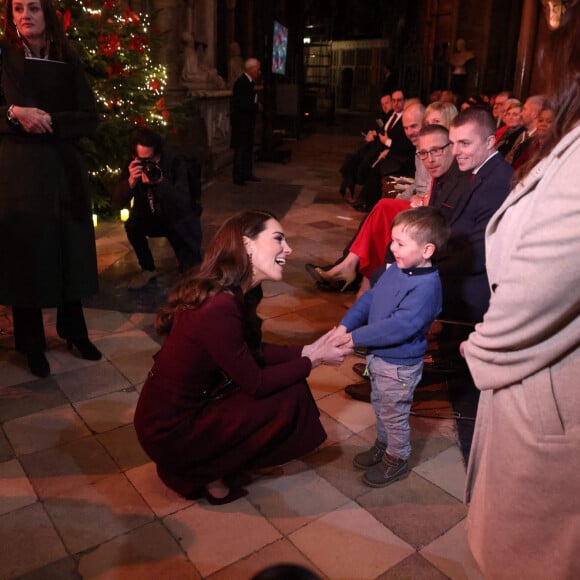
[198,369,239,404]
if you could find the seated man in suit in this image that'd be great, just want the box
[113,127,203,290]
[442,107,513,322]
[339,93,393,199]
[509,95,545,168]
[353,89,416,212]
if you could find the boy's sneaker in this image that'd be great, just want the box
[363,452,409,487]
[353,440,386,469]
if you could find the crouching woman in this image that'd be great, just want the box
[134,210,351,503]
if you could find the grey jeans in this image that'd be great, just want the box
[368,355,423,460]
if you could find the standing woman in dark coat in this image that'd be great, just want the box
[0,0,101,377]
[135,210,351,504]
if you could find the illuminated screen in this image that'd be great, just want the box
[272,20,288,75]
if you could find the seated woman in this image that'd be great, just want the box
[307,101,458,292]
[495,98,524,157]
[134,210,350,504]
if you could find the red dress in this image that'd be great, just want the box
[134,289,326,497]
[349,198,411,277]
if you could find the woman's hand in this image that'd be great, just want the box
[10,106,53,134]
[302,326,354,368]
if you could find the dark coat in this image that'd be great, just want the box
[113,152,203,263]
[437,153,513,322]
[377,114,415,178]
[0,43,99,307]
[134,289,326,497]
[230,73,257,148]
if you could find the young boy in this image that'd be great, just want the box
[337,207,450,487]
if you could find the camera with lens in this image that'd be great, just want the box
[138,157,163,183]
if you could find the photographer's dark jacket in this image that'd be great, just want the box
[113,152,202,257]
[0,42,99,307]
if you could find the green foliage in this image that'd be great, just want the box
[54,0,170,214]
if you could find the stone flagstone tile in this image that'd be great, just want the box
[303,435,380,500]
[82,309,137,334]
[97,424,150,471]
[43,345,104,376]
[55,361,132,403]
[289,501,414,579]
[308,364,356,400]
[19,437,119,498]
[0,351,43,388]
[0,459,37,515]
[209,538,322,580]
[73,389,139,433]
[357,472,467,549]
[126,462,194,518]
[16,556,80,580]
[0,378,68,423]
[43,472,154,554]
[413,445,466,501]
[78,521,200,579]
[108,350,157,385]
[421,519,483,579]
[0,430,13,463]
[316,390,376,434]
[94,330,161,359]
[408,435,456,470]
[257,293,328,319]
[376,552,451,579]
[0,503,67,579]
[246,460,351,535]
[3,404,91,456]
[318,410,356,447]
[163,498,281,577]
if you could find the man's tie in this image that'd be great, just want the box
[385,113,398,136]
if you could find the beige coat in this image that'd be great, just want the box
[464,124,580,580]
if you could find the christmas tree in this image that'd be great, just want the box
[55,0,170,214]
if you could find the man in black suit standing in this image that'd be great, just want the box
[230,58,261,186]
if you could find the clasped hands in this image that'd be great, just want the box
[10,106,53,134]
[302,325,353,368]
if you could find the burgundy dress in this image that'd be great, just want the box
[134,289,326,497]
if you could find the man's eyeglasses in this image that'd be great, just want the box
[416,143,451,160]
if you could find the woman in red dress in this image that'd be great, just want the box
[134,210,350,503]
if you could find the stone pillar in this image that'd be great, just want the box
[226,0,236,46]
[153,0,185,94]
[513,0,540,98]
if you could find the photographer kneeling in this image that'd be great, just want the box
[113,127,203,290]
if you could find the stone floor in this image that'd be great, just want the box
[0,125,483,579]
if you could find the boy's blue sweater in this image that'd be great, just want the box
[340,264,442,365]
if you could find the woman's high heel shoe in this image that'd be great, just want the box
[66,338,102,361]
[26,351,51,377]
[204,486,248,505]
[315,267,358,293]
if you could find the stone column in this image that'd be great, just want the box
[152,0,185,93]
[513,0,540,98]
[226,0,236,46]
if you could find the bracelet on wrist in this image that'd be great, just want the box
[7,105,20,127]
